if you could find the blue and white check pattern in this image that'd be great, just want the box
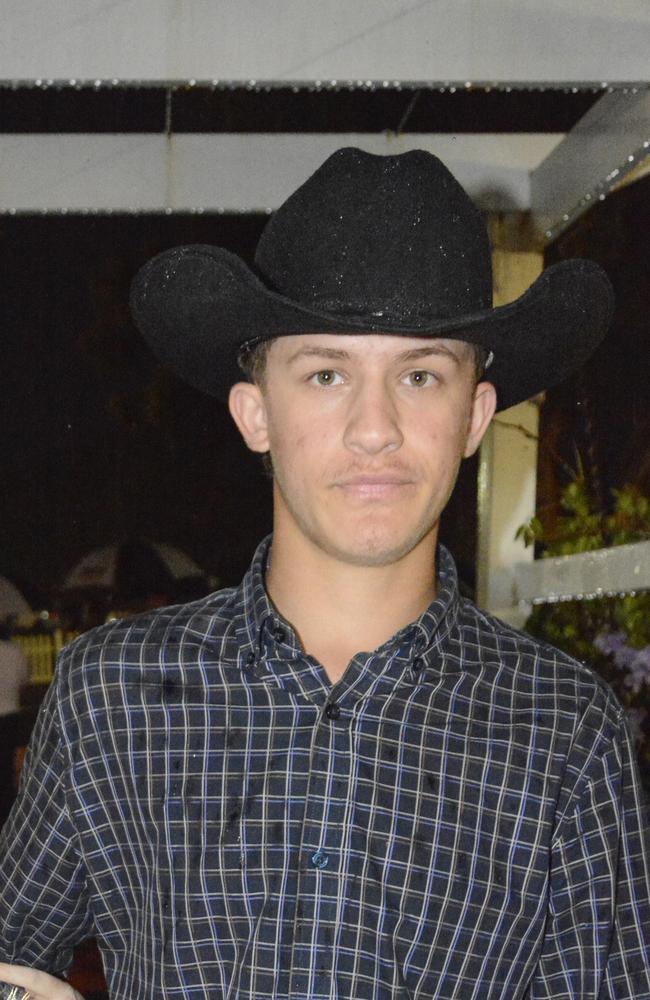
[1,536,649,999]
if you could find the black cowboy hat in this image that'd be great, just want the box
[130,147,614,412]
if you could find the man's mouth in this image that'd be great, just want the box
[334,474,415,499]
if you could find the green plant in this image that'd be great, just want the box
[517,468,650,794]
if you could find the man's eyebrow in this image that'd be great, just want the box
[394,345,462,365]
[287,346,352,364]
[286,342,464,366]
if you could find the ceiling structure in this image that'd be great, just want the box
[0,1,649,240]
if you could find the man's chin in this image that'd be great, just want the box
[316,526,434,569]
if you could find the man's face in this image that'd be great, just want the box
[229,333,496,568]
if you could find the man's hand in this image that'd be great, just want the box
[0,964,84,1000]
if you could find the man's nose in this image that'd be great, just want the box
[343,382,404,455]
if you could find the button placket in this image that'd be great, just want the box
[290,693,350,984]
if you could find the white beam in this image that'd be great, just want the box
[1,134,167,213]
[514,540,650,605]
[530,89,650,242]
[1,0,649,83]
[1,132,561,213]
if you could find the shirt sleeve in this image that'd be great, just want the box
[529,705,650,999]
[0,675,93,974]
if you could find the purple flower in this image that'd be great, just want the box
[595,631,627,655]
[595,631,639,669]
[624,647,650,693]
[595,632,650,691]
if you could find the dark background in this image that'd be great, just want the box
[1,214,273,602]
[537,173,650,525]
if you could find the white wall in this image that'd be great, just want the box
[2,0,649,83]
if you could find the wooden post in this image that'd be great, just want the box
[476,216,543,626]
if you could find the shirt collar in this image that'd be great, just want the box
[236,533,460,667]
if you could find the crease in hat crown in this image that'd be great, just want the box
[253,147,494,325]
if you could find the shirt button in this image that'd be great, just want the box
[311,850,329,869]
[412,657,424,674]
[272,626,286,643]
[325,701,341,719]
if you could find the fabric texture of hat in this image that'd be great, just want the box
[130,147,614,412]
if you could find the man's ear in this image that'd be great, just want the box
[464,380,497,457]
[228,381,270,454]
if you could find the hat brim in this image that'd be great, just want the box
[130,244,614,412]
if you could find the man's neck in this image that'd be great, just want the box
[265,523,438,685]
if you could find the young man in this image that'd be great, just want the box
[1,148,648,1000]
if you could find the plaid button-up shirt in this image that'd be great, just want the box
[1,536,649,999]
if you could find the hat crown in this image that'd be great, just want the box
[254,147,493,326]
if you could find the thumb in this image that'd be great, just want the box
[0,964,84,1000]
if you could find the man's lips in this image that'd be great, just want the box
[333,474,415,498]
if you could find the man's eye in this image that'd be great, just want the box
[310,370,342,386]
[404,370,436,387]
